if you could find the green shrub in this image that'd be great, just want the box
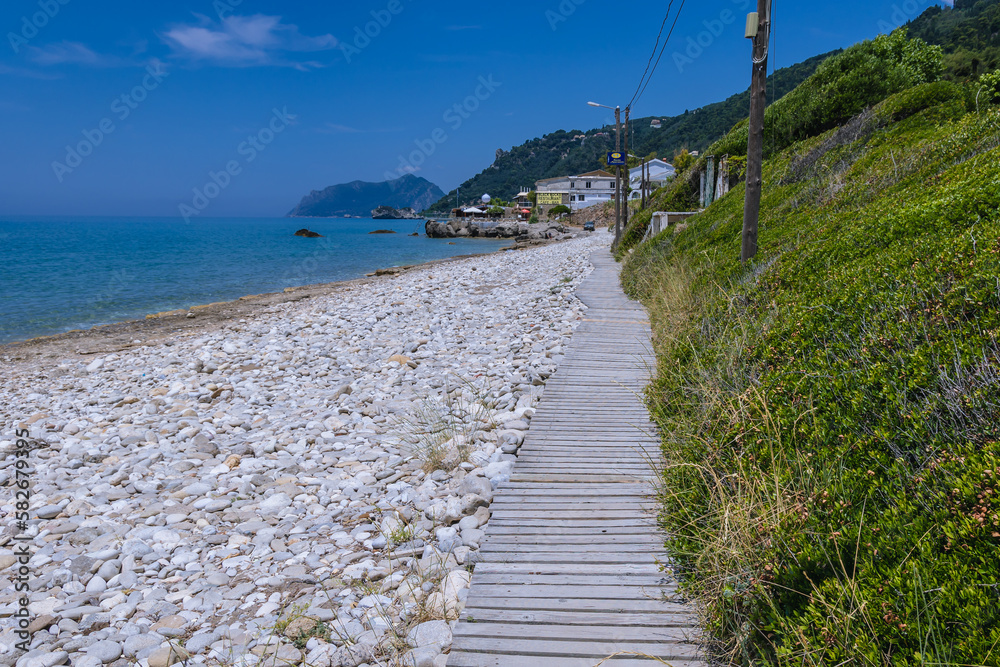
[979,68,1000,104]
[874,80,967,124]
[619,208,652,252]
[709,30,944,160]
[547,204,571,218]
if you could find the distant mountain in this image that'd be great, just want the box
[288,174,444,218]
[423,53,834,214]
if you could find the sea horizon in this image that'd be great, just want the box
[0,215,510,345]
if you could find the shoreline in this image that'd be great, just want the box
[0,234,608,666]
[0,237,564,370]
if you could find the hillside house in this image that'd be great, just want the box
[535,170,617,214]
[629,159,676,199]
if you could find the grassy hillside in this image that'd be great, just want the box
[423,55,833,214]
[620,31,1000,666]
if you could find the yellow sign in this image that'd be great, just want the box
[537,193,563,205]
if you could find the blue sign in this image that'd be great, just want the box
[607,152,627,166]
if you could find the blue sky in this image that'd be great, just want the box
[0,0,952,217]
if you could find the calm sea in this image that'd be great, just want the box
[0,217,510,345]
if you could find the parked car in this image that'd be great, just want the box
[583,221,595,232]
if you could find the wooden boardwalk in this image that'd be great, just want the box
[448,251,708,666]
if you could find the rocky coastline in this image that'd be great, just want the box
[0,234,608,667]
[424,219,570,241]
[370,207,420,221]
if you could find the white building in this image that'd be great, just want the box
[535,170,618,212]
[629,159,676,199]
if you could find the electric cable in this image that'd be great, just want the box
[627,1,675,110]
[629,0,687,111]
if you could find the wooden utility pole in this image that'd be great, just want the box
[623,107,630,231]
[741,0,771,263]
[641,158,647,208]
[614,106,622,245]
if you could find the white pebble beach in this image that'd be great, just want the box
[0,232,609,667]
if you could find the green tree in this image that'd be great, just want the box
[673,148,695,173]
[548,204,571,218]
[979,68,1000,103]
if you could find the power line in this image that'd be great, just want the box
[630,0,687,111]
[627,1,675,110]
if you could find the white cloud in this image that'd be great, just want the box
[0,63,62,79]
[164,14,337,68]
[27,41,117,66]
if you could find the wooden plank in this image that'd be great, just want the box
[458,608,695,627]
[481,533,660,544]
[480,541,663,560]
[471,573,672,587]
[487,517,656,526]
[470,553,661,565]
[472,563,665,575]
[448,655,707,667]
[462,597,688,614]
[485,526,657,536]
[465,585,674,600]
[505,476,655,483]
[453,623,696,643]
[487,503,654,512]
[447,637,701,660]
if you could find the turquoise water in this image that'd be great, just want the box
[0,217,509,345]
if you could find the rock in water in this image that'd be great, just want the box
[294,229,323,238]
[369,229,398,235]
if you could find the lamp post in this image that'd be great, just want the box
[588,101,622,245]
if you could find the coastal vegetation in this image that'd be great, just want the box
[423,55,833,215]
[619,17,1000,666]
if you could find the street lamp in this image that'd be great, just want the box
[587,102,624,245]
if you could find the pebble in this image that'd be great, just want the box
[84,641,122,664]
[0,234,606,662]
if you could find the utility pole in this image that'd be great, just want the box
[741,0,771,263]
[623,107,630,231]
[641,157,647,209]
[614,106,622,245]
